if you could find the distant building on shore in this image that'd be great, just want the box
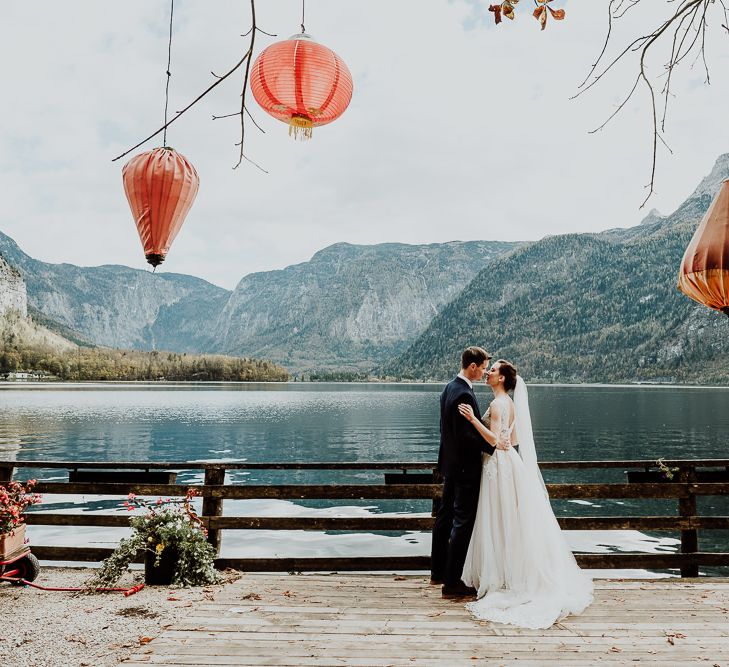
[2,371,48,381]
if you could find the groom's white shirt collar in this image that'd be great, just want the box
[457,372,473,388]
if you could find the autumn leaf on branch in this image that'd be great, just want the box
[503,0,518,20]
[533,5,547,30]
[549,6,566,21]
[533,0,566,31]
[488,0,564,29]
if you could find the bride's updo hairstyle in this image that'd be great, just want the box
[495,359,518,392]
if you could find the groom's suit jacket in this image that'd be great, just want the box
[438,376,495,482]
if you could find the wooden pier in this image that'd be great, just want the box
[119,573,729,666]
[2,459,729,664]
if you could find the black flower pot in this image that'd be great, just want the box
[144,545,178,585]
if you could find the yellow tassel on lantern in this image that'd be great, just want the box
[288,114,313,141]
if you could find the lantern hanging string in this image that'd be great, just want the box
[301,0,306,33]
[163,0,175,147]
[112,0,268,172]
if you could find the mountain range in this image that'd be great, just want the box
[385,155,729,383]
[1,154,728,383]
[0,232,517,373]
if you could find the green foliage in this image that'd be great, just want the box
[88,491,219,589]
[0,317,290,381]
[306,370,373,382]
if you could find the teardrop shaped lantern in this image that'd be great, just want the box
[250,33,353,140]
[677,179,729,318]
[122,147,199,267]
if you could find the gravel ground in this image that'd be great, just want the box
[0,566,240,667]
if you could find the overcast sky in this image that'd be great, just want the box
[1,1,728,289]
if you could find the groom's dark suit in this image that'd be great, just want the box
[431,376,496,588]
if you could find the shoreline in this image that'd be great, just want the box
[2,380,729,389]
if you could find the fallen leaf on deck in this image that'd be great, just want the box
[282,590,295,597]
[609,646,621,653]
[139,637,154,645]
[242,592,261,600]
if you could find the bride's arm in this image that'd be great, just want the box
[458,402,511,450]
[457,403,497,446]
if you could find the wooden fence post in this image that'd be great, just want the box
[0,465,14,483]
[679,466,699,578]
[203,466,225,555]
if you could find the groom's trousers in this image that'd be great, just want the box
[431,475,480,586]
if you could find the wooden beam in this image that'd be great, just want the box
[32,481,727,500]
[5,458,729,470]
[26,544,729,570]
[23,514,729,531]
[30,545,143,563]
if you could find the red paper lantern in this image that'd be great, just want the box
[122,147,199,267]
[250,33,353,140]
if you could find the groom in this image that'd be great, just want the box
[431,346,495,598]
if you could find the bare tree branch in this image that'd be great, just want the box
[113,0,264,169]
[233,0,258,169]
[575,0,725,206]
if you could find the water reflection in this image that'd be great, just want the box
[2,383,728,568]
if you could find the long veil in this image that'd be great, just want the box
[513,375,548,497]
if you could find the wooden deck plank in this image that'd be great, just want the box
[119,575,729,666]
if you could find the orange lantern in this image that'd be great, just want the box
[677,179,729,317]
[122,147,199,267]
[250,33,353,140]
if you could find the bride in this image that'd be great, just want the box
[457,359,593,629]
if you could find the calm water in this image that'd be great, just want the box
[1,382,728,570]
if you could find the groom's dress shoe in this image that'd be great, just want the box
[441,582,477,599]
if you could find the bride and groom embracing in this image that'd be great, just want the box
[430,346,593,629]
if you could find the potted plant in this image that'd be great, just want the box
[89,488,219,588]
[0,479,41,560]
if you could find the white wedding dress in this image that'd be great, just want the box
[462,378,593,629]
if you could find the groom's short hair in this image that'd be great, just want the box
[461,346,491,369]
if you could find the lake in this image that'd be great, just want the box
[1,382,728,573]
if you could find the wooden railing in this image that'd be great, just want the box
[2,459,729,577]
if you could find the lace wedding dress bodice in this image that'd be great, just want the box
[462,393,593,629]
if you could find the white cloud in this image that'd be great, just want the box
[0,1,727,289]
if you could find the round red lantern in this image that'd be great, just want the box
[250,33,353,140]
[122,147,199,267]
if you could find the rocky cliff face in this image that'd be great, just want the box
[0,232,230,352]
[385,154,729,383]
[0,254,27,317]
[690,153,729,200]
[213,241,519,371]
